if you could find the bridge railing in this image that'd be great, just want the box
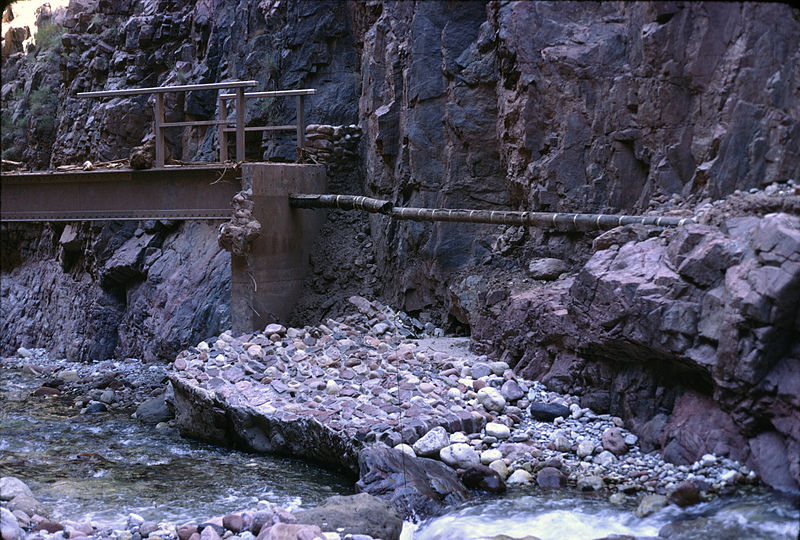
[78,82,316,168]
[217,89,316,162]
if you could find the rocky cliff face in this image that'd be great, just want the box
[1,220,230,362]
[354,0,800,317]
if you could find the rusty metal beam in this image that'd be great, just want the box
[1,166,240,221]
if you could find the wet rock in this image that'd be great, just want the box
[222,514,243,533]
[200,524,222,540]
[458,465,506,493]
[256,523,324,540]
[356,445,467,519]
[635,494,669,518]
[0,477,33,501]
[139,521,158,536]
[1,508,24,540]
[293,493,402,540]
[177,525,198,540]
[412,426,450,458]
[667,481,700,508]
[84,402,108,414]
[536,467,566,490]
[33,520,65,534]
[7,494,46,518]
[577,475,605,492]
[440,443,480,469]
[528,403,570,422]
[506,469,533,485]
[135,393,173,424]
[31,386,61,397]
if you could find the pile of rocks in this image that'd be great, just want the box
[0,476,399,540]
[170,295,759,520]
[301,125,361,170]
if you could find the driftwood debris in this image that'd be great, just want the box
[289,194,694,231]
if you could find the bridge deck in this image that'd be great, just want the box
[1,165,241,221]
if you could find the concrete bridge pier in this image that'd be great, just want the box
[232,163,327,335]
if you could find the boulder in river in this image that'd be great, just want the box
[458,464,506,493]
[293,493,402,540]
[356,444,468,519]
[134,392,174,424]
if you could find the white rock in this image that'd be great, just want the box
[16,347,33,358]
[264,323,286,335]
[480,449,503,465]
[700,454,717,467]
[489,362,509,375]
[412,427,450,457]
[624,434,638,446]
[594,450,617,467]
[446,388,462,400]
[484,422,511,440]
[489,459,509,479]
[439,443,480,468]
[197,341,210,352]
[476,387,506,412]
[719,469,737,483]
[449,432,469,444]
[553,435,571,452]
[577,440,595,458]
[127,513,145,529]
[506,469,533,485]
[247,344,264,359]
[394,444,416,459]
[325,380,340,395]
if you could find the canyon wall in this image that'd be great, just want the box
[2,0,799,490]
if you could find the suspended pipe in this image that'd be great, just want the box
[288,194,694,231]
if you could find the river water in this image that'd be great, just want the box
[2,366,798,539]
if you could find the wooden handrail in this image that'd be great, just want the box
[78,81,312,166]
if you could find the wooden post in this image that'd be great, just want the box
[296,94,305,153]
[235,87,246,163]
[218,95,228,162]
[154,93,165,168]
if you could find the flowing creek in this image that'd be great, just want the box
[2,367,798,539]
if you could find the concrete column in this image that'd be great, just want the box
[231,163,327,335]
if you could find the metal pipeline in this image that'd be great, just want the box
[288,194,694,231]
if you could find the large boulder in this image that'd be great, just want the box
[293,493,403,540]
[356,444,468,519]
[0,477,33,501]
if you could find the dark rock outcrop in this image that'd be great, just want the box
[1,220,230,362]
[356,445,468,520]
